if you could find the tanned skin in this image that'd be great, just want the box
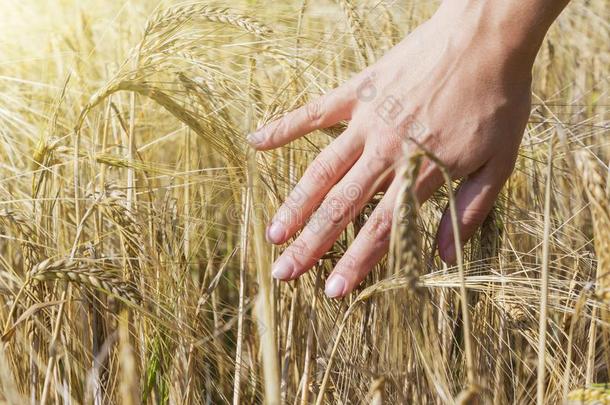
[247,0,572,298]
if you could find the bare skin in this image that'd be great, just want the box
[247,0,571,298]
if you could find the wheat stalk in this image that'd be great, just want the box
[411,139,477,395]
[29,258,141,305]
[537,139,554,405]
[567,386,610,404]
[0,1,607,403]
[335,0,371,66]
[575,150,610,387]
[0,209,40,270]
[144,3,273,39]
[576,151,610,283]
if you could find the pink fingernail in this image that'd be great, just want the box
[272,256,294,280]
[266,221,286,244]
[325,274,346,298]
[246,131,264,147]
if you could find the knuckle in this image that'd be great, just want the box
[269,117,289,141]
[308,158,334,183]
[386,133,406,157]
[305,99,324,125]
[286,239,313,267]
[364,146,392,174]
[320,188,359,225]
[336,252,358,273]
[376,94,403,122]
[397,114,428,141]
[285,184,308,210]
[327,196,350,224]
[307,192,351,232]
[306,208,326,233]
[458,207,489,227]
[363,211,393,243]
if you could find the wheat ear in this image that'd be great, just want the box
[144,4,273,39]
[335,0,371,66]
[29,258,141,305]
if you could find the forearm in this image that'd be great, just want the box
[433,0,571,78]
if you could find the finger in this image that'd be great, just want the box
[271,150,389,281]
[247,84,356,151]
[436,161,510,265]
[325,164,444,298]
[324,179,399,297]
[267,131,364,244]
[354,142,443,205]
[414,158,444,203]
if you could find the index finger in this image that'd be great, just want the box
[246,83,356,150]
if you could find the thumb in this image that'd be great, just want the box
[437,162,509,265]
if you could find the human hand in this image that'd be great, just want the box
[247,2,542,298]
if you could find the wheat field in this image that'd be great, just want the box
[0,0,608,404]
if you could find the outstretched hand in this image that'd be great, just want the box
[247,2,540,298]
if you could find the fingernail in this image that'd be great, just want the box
[325,274,346,298]
[272,257,294,280]
[246,131,263,147]
[266,221,286,244]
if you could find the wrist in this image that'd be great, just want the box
[432,0,568,78]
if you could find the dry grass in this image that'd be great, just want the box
[0,0,608,404]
